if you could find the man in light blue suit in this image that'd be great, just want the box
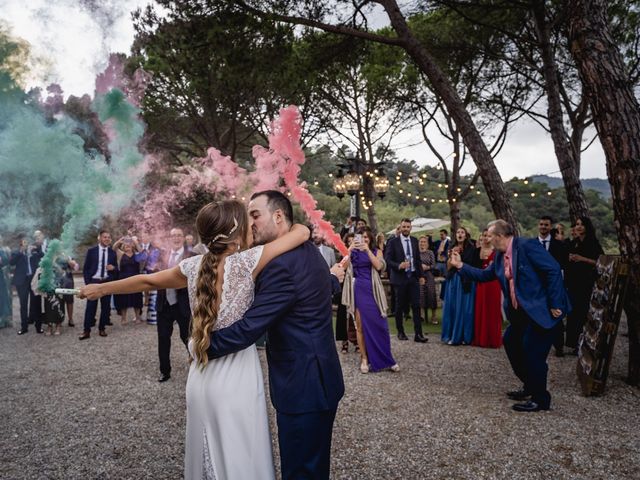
[207,190,345,479]
[450,219,570,412]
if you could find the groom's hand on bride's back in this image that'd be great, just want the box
[330,264,345,283]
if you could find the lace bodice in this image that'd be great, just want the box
[179,246,264,331]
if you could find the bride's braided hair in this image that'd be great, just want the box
[191,200,249,367]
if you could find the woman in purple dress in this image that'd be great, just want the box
[342,228,399,374]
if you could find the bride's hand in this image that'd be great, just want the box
[79,284,104,300]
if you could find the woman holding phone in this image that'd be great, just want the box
[342,227,399,373]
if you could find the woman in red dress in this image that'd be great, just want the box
[472,229,503,348]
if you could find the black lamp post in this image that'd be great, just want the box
[333,152,389,219]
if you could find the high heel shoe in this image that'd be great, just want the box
[341,342,348,354]
[360,362,369,374]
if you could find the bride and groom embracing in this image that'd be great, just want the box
[80,190,346,480]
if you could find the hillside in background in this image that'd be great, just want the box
[532,175,611,198]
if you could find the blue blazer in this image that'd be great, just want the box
[208,241,345,415]
[83,246,118,284]
[10,251,31,286]
[459,237,570,329]
[384,235,422,286]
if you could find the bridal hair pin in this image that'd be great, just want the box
[209,217,239,247]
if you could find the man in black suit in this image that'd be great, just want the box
[384,218,428,343]
[156,228,192,382]
[11,236,42,334]
[537,215,569,357]
[79,230,118,340]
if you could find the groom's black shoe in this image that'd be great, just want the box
[397,332,408,341]
[506,389,530,401]
[158,373,171,383]
[414,335,428,343]
[512,400,549,412]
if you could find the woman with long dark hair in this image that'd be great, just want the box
[441,227,477,345]
[80,200,310,479]
[565,216,603,354]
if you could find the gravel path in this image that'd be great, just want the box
[1,294,639,480]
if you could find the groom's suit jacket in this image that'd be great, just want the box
[208,241,345,414]
[459,237,571,329]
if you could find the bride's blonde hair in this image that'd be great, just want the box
[191,200,249,367]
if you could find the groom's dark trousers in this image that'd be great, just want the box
[208,241,345,479]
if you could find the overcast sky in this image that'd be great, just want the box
[1,0,608,180]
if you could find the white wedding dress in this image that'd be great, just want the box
[180,246,275,480]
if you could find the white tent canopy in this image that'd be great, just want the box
[386,217,450,236]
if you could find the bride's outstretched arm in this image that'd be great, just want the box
[79,267,187,300]
[253,224,310,279]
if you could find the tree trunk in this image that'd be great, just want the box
[567,0,640,385]
[532,1,590,221]
[449,198,461,235]
[379,0,517,228]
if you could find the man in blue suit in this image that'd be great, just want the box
[207,190,345,480]
[450,219,570,412]
[11,236,38,334]
[79,230,118,340]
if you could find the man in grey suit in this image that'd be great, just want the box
[312,227,336,268]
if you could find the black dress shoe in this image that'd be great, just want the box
[158,374,171,383]
[36,328,44,334]
[17,329,27,335]
[79,331,90,340]
[506,389,530,401]
[397,333,408,341]
[105,321,114,326]
[414,335,428,343]
[512,400,549,412]
[98,330,107,337]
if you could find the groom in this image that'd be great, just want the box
[207,190,345,479]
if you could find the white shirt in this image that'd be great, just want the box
[166,247,184,305]
[538,234,551,251]
[401,235,414,272]
[92,245,110,280]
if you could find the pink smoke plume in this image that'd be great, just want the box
[266,106,348,256]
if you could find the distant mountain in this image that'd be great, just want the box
[531,175,611,199]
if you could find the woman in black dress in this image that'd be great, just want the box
[113,237,143,325]
[565,217,604,354]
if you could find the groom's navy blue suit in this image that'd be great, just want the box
[208,241,344,479]
[458,237,570,408]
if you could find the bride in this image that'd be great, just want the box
[80,199,311,479]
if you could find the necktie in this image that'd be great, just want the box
[170,251,179,267]
[504,254,518,309]
[405,239,412,275]
[100,248,106,279]
[541,240,548,250]
[26,250,32,276]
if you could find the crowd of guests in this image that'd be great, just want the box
[318,212,605,375]
[1,213,604,380]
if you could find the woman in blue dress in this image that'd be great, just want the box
[342,228,399,374]
[441,227,478,345]
[113,237,143,324]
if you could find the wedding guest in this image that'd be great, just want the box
[472,229,503,348]
[375,232,386,253]
[335,233,358,354]
[11,237,32,334]
[113,237,143,324]
[184,234,195,253]
[156,228,193,382]
[434,229,450,277]
[27,234,45,332]
[0,235,11,328]
[30,260,65,336]
[342,227,399,373]
[553,223,565,242]
[418,235,438,325]
[60,258,78,327]
[79,230,118,340]
[565,217,604,355]
[441,227,477,345]
[339,216,358,238]
[384,218,428,343]
[312,228,336,268]
[134,231,162,324]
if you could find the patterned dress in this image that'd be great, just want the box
[180,247,275,480]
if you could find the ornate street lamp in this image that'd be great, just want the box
[373,171,390,199]
[343,169,362,196]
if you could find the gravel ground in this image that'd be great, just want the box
[1,293,639,480]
